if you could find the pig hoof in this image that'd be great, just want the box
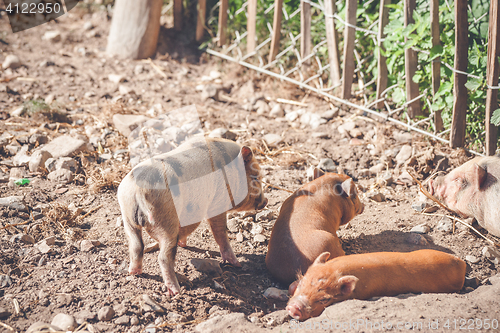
[129,268,142,275]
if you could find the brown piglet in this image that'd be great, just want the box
[117,137,267,296]
[265,169,364,286]
[287,249,466,320]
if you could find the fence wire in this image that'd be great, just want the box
[206,0,491,156]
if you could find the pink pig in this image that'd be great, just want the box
[429,156,500,237]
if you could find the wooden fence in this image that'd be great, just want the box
[188,0,500,155]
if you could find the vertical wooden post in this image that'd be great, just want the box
[196,0,207,41]
[324,0,341,86]
[218,0,229,46]
[247,0,257,53]
[450,0,468,148]
[301,0,312,65]
[174,0,183,31]
[431,0,443,131]
[341,0,357,99]
[485,0,500,155]
[404,0,421,117]
[269,0,284,63]
[376,0,390,109]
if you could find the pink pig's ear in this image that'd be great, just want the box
[240,146,253,163]
[313,168,325,180]
[337,275,359,297]
[473,163,487,190]
[313,252,330,265]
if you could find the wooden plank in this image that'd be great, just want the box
[485,0,500,155]
[375,0,390,109]
[404,0,421,117]
[174,0,183,31]
[269,0,284,63]
[196,0,207,41]
[324,0,341,86]
[341,0,357,99]
[247,0,257,53]
[450,0,468,148]
[430,0,443,131]
[300,0,312,65]
[106,0,163,59]
[218,0,229,46]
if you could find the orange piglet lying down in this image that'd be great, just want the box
[287,249,466,321]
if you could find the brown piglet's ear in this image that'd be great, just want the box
[473,163,487,190]
[341,178,356,198]
[313,168,325,180]
[313,252,330,265]
[337,275,358,297]
[240,146,253,163]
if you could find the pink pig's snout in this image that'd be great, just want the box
[287,296,308,320]
[428,178,446,199]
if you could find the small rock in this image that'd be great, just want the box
[2,55,21,69]
[108,74,125,84]
[13,145,30,166]
[436,217,453,233]
[285,111,300,122]
[396,170,415,185]
[119,85,135,96]
[201,85,220,100]
[39,135,88,159]
[190,258,222,275]
[256,209,274,221]
[45,158,57,172]
[0,275,12,288]
[75,309,96,323]
[321,109,339,120]
[42,31,62,42]
[29,150,53,173]
[367,191,385,202]
[255,100,270,115]
[208,128,237,141]
[350,128,363,138]
[55,157,78,172]
[0,196,27,211]
[250,223,264,235]
[115,315,130,325]
[465,255,480,264]
[10,233,35,244]
[29,133,49,146]
[167,312,187,322]
[98,306,115,321]
[394,131,413,144]
[37,242,53,254]
[254,234,266,243]
[47,169,74,184]
[0,307,11,319]
[83,21,94,31]
[263,287,288,301]
[405,233,428,245]
[113,114,150,137]
[134,64,144,75]
[317,158,336,172]
[263,134,282,147]
[410,223,430,234]
[51,313,77,331]
[236,232,244,242]
[270,104,284,117]
[311,132,329,139]
[140,294,165,313]
[26,322,62,333]
[396,145,412,165]
[369,163,386,175]
[349,138,364,145]
[80,239,100,252]
[45,94,55,104]
[377,172,393,186]
[482,246,500,265]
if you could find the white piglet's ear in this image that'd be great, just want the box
[337,275,358,297]
[341,178,356,198]
[473,163,487,190]
[313,252,330,265]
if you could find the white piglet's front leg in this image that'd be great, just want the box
[208,213,241,267]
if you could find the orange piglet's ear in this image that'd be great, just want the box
[313,252,330,265]
[337,275,358,297]
[313,168,325,180]
[241,146,253,163]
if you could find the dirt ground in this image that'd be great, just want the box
[0,4,499,333]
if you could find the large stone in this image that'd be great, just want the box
[98,306,115,322]
[112,114,150,137]
[47,169,74,184]
[29,150,53,173]
[0,196,27,211]
[39,135,88,159]
[51,313,77,331]
[195,313,254,333]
